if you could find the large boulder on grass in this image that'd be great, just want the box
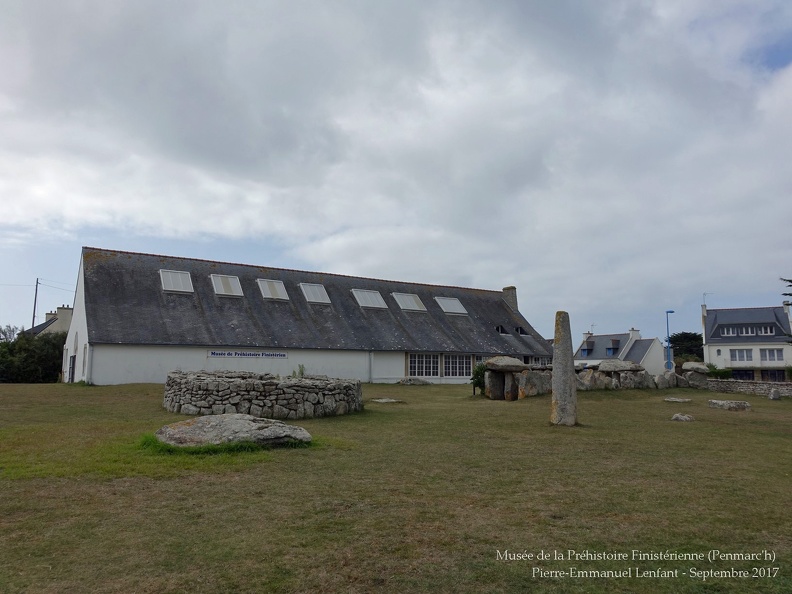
[155,414,312,447]
[682,361,709,374]
[485,356,531,373]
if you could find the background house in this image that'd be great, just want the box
[23,305,73,337]
[573,328,667,375]
[702,302,791,381]
[63,247,552,385]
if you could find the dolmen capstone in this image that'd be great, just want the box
[483,356,552,400]
[551,311,577,426]
[155,414,312,447]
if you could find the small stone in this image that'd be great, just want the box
[370,398,404,403]
[664,397,692,403]
[671,413,694,422]
[768,388,781,400]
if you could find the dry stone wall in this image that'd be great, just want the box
[707,379,792,398]
[164,371,363,420]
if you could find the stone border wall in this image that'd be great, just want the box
[164,371,363,420]
[707,379,792,398]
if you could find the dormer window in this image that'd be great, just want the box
[758,325,775,336]
[515,326,528,335]
[739,326,756,336]
[159,270,194,293]
[300,283,331,304]
[210,274,243,297]
[496,325,509,335]
[721,327,737,337]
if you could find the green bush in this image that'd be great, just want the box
[706,363,732,379]
[470,363,486,394]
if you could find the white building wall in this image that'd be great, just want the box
[705,342,791,370]
[63,260,89,383]
[640,340,668,376]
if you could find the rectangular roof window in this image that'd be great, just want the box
[257,279,289,300]
[351,289,387,308]
[435,296,468,315]
[392,292,426,311]
[300,283,331,304]
[159,269,194,293]
[210,274,244,297]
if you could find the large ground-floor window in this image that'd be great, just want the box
[444,354,472,377]
[761,369,786,382]
[409,353,439,377]
[732,369,755,380]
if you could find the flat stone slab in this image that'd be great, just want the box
[708,399,752,411]
[671,413,694,422]
[370,398,405,403]
[155,414,312,447]
[485,356,531,373]
[682,362,709,374]
[664,397,692,403]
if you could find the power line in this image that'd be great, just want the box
[38,282,76,293]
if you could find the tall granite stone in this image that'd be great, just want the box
[551,311,577,426]
[485,370,505,400]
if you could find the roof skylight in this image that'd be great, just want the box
[257,279,289,300]
[299,283,331,304]
[351,289,387,308]
[210,274,244,297]
[434,296,468,315]
[159,270,194,293]
[392,292,426,311]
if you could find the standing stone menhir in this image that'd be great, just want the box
[551,310,577,426]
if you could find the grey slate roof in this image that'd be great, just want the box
[22,317,58,336]
[573,333,630,360]
[81,247,551,357]
[624,338,653,364]
[704,306,791,344]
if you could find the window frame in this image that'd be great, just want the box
[299,283,331,304]
[159,269,194,293]
[351,289,388,309]
[210,274,244,297]
[256,279,289,300]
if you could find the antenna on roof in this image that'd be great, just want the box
[703,292,713,305]
[590,323,596,333]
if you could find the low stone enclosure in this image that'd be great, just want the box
[163,371,363,420]
[483,357,789,401]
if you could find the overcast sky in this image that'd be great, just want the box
[2,0,791,345]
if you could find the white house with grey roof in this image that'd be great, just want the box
[63,247,552,385]
[573,328,666,375]
[702,302,792,381]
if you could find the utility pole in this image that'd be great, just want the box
[31,278,39,329]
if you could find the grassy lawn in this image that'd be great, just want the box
[0,382,790,593]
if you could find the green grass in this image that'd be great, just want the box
[1,382,790,593]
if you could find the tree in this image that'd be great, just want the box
[782,277,792,297]
[0,331,67,383]
[670,331,703,361]
[0,324,21,342]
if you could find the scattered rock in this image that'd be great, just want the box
[516,369,552,397]
[155,414,312,447]
[370,398,404,403]
[397,378,432,385]
[682,362,709,374]
[708,400,752,411]
[665,397,692,403]
[683,371,708,389]
[768,388,781,401]
[576,368,610,391]
[671,413,694,422]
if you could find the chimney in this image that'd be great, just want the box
[502,286,518,312]
[784,301,791,317]
[583,331,593,340]
[45,311,57,321]
[629,328,640,341]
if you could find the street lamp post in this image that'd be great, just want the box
[665,310,675,370]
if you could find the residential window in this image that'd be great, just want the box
[720,327,736,336]
[580,349,591,357]
[732,370,755,380]
[299,283,331,304]
[758,326,775,336]
[409,353,439,377]
[496,325,509,335]
[760,349,784,362]
[351,289,387,309]
[392,292,426,311]
[434,296,468,315]
[730,349,753,362]
[210,274,244,297]
[474,355,489,366]
[159,269,194,293]
[739,326,756,336]
[515,326,529,335]
[761,370,785,382]
[605,347,618,356]
[444,354,472,377]
[257,279,289,300]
